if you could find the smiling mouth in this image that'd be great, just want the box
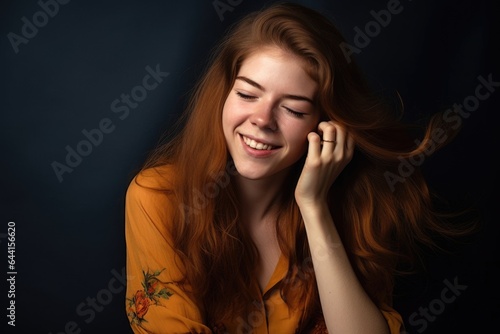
[241,135,278,151]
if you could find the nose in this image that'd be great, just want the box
[249,102,278,132]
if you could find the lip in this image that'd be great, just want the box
[239,133,281,158]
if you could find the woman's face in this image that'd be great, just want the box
[222,46,320,180]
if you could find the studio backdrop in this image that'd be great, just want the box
[1,0,498,333]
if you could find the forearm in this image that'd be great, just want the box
[299,202,390,334]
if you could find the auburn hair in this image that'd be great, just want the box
[138,1,475,330]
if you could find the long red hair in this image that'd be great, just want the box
[138,2,475,329]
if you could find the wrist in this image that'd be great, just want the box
[296,199,329,218]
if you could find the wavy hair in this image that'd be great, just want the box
[139,2,475,329]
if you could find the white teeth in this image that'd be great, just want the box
[242,135,275,150]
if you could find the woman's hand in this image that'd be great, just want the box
[295,121,354,208]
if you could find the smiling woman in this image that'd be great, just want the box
[124,2,474,333]
[223,47,320,180]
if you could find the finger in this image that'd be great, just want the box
[334,124,347,151]
[306,132,322,161]
[317,121,336,140]
[317,121,337,146]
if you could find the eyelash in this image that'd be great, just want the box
[235,91,306,118]
[285,108,305,118]
[236,92,255,100]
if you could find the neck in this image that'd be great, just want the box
[234,171,289,224]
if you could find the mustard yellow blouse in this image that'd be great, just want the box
[125,167,404,333]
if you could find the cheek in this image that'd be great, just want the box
[223,98,246,129]
[285,129,309,155]
[295,138,309,156]
[283,120,317,154]
[222,99,234,132]
[284,119,316,141]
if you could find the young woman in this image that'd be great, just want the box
[124,2,472,333]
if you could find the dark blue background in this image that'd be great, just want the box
[1,0,498,333]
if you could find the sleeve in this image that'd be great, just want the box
[124,168,213,334]
[381,308,404,334]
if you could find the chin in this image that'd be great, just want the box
[230,160,267,179]
[234,161,293,181]
[234,167,270,180]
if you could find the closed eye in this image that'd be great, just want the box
[236,91,256,100]
[284,107,305,118]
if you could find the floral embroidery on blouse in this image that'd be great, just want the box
[127,269,174,326]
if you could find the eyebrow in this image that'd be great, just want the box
[235,76,314,104]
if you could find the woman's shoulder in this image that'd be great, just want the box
[126,164,176,206]
[125,164,179,233]
[131,164,175,189]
